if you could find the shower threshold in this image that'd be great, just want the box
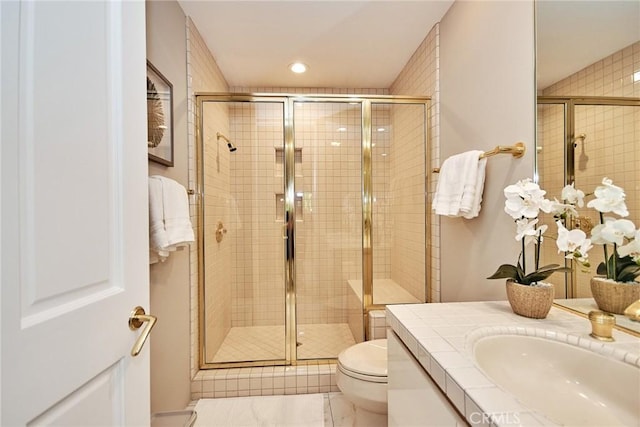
[210,323,355,364]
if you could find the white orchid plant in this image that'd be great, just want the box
[488,177,640,286]
[587,178,640,283]
[488,178,593,286]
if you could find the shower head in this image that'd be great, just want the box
[217,132,237,152]
[573,133,587,147]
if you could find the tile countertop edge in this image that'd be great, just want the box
[386,301,640,427]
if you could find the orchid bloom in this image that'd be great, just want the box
[586,177,629,217]
[549,198,579,218]
[515,218,547,246]
[561,183,585,207]
[618,230,640,264]
[504,179,552,219]
[591,217,636,246]
[556,221,592,267]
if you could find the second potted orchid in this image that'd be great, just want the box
[586,178,640,314]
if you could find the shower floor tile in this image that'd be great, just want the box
[297,324,356,360]
[211,323,355,363]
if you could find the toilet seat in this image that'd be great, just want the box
[337,339,387,383]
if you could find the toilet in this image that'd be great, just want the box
[336,339,388,418]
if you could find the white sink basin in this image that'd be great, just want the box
[473,335,640,426]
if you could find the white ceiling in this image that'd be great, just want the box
[177,0,640,91]
[178,0,454,88]
[536,0,640,90]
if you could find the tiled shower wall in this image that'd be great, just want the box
[228,103,286,327]
[538,41,639,297]
[186,18,230,375]
[390,23,440,302]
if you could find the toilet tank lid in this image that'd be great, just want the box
[338,339,387,377]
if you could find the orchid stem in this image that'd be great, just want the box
[536,229,541,271]
[599,212,610,278]
[612,243,617,281]
[522,237,526,275]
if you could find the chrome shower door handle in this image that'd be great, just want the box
[128,306,157,357]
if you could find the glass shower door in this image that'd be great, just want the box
[292,100,362,360]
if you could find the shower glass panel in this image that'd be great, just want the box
[200,100,287,365]
[571,104,639,297]
[370,103,427,305]
[537,99,639,299]
[536,102,570,298]
[292,101,362,360]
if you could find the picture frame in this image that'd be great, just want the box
[147,61,174,166]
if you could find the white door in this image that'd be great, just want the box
[1,1,150,425]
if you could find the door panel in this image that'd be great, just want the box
[292,101,362,360]
[1,1,149,425]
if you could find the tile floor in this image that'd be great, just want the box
[211,323,356,363]
[189,392,375,427]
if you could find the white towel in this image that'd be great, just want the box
[432,150,486,218]
[149,175,195,264]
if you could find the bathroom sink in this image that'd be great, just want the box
[473,335,640,426]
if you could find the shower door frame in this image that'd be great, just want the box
[196,93,431,369]
[536,96,640,298]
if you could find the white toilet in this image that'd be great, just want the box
[336,339,388,420]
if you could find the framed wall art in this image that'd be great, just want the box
[147,61,174,166]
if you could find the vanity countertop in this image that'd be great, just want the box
[386,301,640,426]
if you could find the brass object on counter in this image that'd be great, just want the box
[623,299,640,322]
[588,310,615,342]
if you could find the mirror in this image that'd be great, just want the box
[535,0,640,334]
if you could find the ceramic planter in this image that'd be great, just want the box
[590,276,640,315]
[505,279,554,319]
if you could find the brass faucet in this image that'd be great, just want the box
[623,299,640,322]
[588,310,615,341]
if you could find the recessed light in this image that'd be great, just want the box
[381,153,388,157]
[377,127,386,132]
[337,127,347,132]
[330,141,341,147]
[289,62,308,74]
[634,71,640,82]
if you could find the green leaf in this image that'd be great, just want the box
[617,265,640,283]
[487,264,520,280]
[596,261,607,276]
[523,266,571,285]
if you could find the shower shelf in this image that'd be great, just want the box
[274,147,303,177]
[275,193,303,222]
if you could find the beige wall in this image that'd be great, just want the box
[390,24,439,301]
[439,0,536,302]
[146,0,191,413]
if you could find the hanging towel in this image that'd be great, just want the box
[432,150,486,218]
[461,157,487,219]
[149,175,195,264]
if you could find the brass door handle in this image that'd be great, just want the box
[128,306,157,357]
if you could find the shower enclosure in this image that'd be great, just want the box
[537,96,640,298]
[196,93,430,368]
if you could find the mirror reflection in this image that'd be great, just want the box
[535,0,640,332]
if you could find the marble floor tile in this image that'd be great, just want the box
[193,394,324,427]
